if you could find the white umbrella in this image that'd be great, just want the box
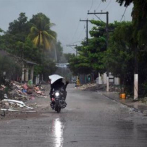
[49,74,64,84]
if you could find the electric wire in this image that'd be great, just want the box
[96,0,102,10]
[102,0,111,11]
[75,26,86,45]
[89,0,94,11]
[94,14,104,22]
[120,7,128,22]
[69,26,86,46]
[70,0,93,45]
[70,21,80,44]
[95,0,111,22]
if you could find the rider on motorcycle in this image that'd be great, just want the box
[49,78,69,104]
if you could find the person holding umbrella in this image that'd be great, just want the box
[49,74,69,105]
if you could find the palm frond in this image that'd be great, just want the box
[45,23,56,29]
[44,37,51,50]
[43,31,55,40]
[28,21,56,50]
[28,26,39,39]
[39,32,43,45]
[30,26,38,33]
[48,30,57,38]
[33,36,39,46]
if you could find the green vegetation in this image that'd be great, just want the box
[0,12,64,81]
[1,0,147,96]
[0,54,22,84]
[67,0,147,96]
[28,13,56,50]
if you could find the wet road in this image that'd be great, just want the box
[0,84,147,147]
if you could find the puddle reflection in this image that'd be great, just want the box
[52,118,64,147]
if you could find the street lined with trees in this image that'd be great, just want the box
[68,0,147,98]
[0,0,147,97]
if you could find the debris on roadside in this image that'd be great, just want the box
[76,83,123,92]
[1,99,34,112]
[0,80,48,114]
[76,83,98,91]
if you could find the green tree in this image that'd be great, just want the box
[28,13,56,50]
[8,13,30,36]
[68,20,108,75]
[7,12,31,46]
[104,22,134,91]
[103,0,147,46]
[64,53,76,62]
[0,54,21,82]
[4,13,31,54]
[0,12,62,81]
[69,55,93,75]
[0,28,6,50]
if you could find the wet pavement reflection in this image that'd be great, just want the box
[52,118,64,147]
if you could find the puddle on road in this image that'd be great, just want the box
[52,118,64,147]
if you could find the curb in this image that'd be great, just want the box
[102,92,147,115]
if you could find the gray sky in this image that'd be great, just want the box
[0,0,133,54]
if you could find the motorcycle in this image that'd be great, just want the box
[50,89,67,113]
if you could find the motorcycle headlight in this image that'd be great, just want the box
[55,92,60,97]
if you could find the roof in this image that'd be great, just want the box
[22,59,37,65]
[0,49,38,65]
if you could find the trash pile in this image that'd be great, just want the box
[109,85,123,92]
[77,83,122,92]
[0,81,48,114]
[9,81,47,100]
[76,83,98,91]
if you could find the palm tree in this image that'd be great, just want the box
[28,13,56,50]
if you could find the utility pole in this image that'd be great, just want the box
[134,44,138,100]
[88,11,110,92]
[80,19,89,45]
[66,44,77,56]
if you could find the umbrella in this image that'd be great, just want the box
[49,74,64,84]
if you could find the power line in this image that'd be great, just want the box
[120,7,128,22]
[66,44,78,56]
[102,0,112,11]
[88,11,109,47]
[71,0,94,46]
[70,41,83,44]
[94,13,104,22]
[80,19,90,44]
[96,1,102,10]
[69,22,86,45]
[95,0,111,20]
[70,21,80,43]
[76,26,86,42]
[89,0,94,11]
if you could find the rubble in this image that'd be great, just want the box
[76,83,123,92]
[0,81,48,116]
[76,83,106,91]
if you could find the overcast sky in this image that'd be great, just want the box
[0,0,133,54]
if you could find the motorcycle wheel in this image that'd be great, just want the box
[56,106,61,113]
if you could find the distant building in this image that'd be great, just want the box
[56,63,69,68]
[0,50,37,83]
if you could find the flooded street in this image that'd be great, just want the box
[0,0,146,147]
[0,84,147,147]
